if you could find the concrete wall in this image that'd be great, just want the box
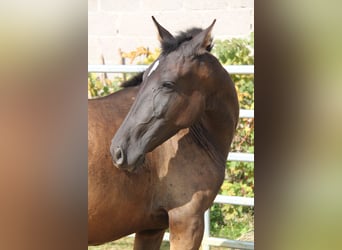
[88,0,254,65]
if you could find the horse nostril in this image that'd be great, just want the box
[113,146,125,166]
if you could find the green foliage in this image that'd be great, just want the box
[212,39,254,65]
[210,35,254,239]
[88,73,122,98]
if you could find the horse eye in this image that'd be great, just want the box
[162,81,175,89]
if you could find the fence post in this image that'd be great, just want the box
[202,210,210,250]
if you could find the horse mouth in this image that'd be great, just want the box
[112,154,145,173]
[130,154,145,172]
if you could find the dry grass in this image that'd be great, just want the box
[88,231,254,250]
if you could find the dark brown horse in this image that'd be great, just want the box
[88,17,239,249]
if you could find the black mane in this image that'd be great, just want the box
[120,72,143,88]
[161,27,213,54]
[121,27,213,88]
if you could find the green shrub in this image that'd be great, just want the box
[88,73,122,98]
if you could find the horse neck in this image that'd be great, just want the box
[189,79,238,168]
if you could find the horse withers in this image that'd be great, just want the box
[88,17,239,249]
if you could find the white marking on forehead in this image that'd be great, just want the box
[147,60,159,77]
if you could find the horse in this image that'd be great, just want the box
[88,17,239,249]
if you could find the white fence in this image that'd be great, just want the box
[88,64,254,249]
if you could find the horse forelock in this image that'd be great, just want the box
[161,28,213,55]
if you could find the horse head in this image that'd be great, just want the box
[110,17,220,171]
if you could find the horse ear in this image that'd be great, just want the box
[152,16,175,43]
[191,19,216,54]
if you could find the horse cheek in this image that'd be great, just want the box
[175,93,204,127]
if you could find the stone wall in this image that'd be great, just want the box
[88,0,254,64]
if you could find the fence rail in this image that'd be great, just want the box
[88,64,254,249]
